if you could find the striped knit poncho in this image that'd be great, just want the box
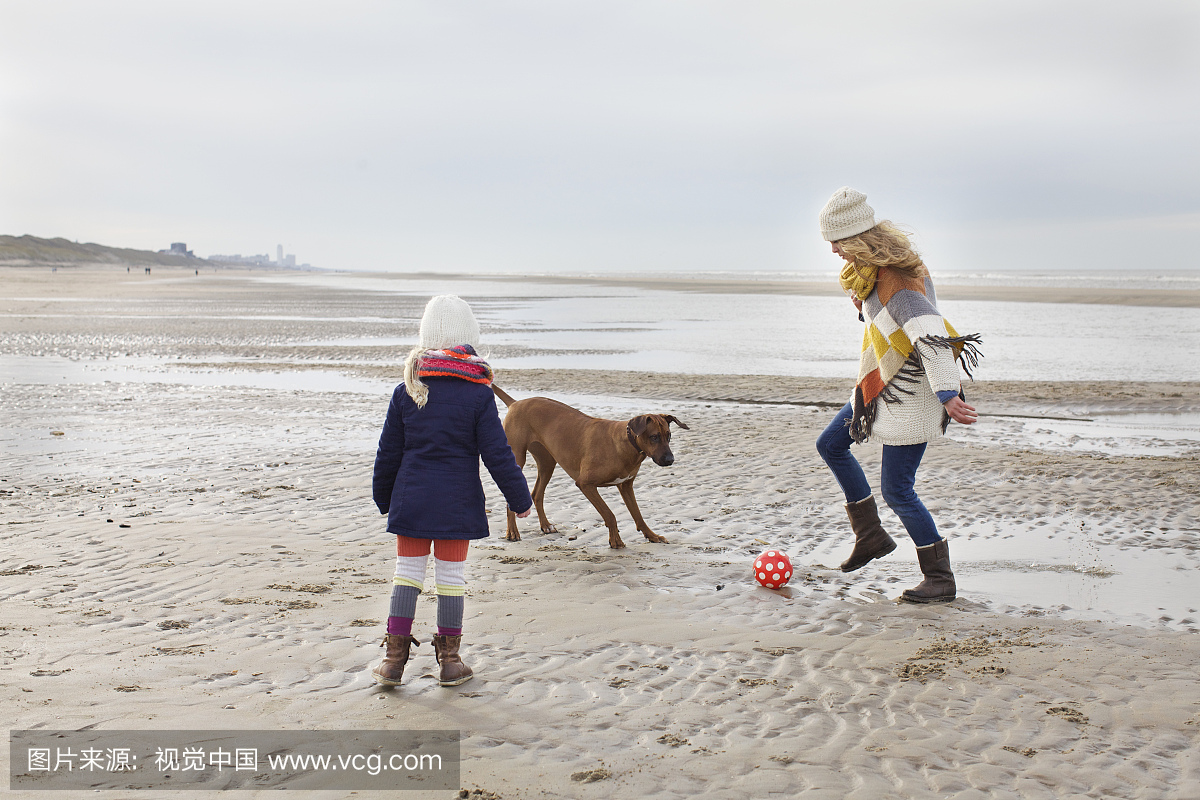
[850,266,981,444]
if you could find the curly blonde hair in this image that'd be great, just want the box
[837,221,928,280]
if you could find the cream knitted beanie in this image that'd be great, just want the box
[820,187,876,242]
[418,295,480,350]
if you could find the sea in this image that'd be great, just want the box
[254,268,1200,383]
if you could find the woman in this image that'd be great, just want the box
[371,295,532,686]
[814,187,981,603]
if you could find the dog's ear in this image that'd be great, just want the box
[663,415,689,430]
[628,415,651,436]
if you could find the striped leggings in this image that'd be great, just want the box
[387,536,469,637]
[392,535,469,596]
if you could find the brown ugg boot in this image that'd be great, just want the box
[432,635,473,686]
[841,496,897,572]
[371,634,419,686]
[900,540,956,603]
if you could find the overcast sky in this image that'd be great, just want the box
[2,1,1197,274]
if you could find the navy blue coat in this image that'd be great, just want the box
[373,377,532,539]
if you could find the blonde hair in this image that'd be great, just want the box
[837,221,928,281]
[403,347,431,408]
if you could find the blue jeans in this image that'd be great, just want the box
[814,402,941,547]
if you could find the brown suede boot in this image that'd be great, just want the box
[371,634,419,686]
[432,635,473,686]
[841,496,897,572]
[900,540,956,603]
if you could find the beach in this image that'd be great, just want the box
[2,265,1199,799]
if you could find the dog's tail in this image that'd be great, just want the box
[492,384,517,407]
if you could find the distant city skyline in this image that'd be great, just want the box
[2,2,1197,275]
[209,243,306,268]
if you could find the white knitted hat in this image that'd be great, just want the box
[819,187,876,242]
[418,295,480,350]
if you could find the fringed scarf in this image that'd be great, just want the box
[846,265,982,444]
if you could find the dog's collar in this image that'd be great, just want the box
[625,425,644,457]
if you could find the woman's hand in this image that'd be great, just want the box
[850,292,863,312]
[515,508,531,518]
[943,396,978,425]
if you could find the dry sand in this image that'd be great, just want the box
[2,266,1199,799]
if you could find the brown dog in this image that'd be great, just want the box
[493,386,688,549]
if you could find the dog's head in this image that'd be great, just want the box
[627,414,689,467]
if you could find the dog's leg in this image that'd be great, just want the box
[618,481,667,544]
[529,442,558,534]
[506,445,529,542]
[576,483,625,549]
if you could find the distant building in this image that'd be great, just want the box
[160,242,195,257]
[206,244,311,269]
[208,253,274,266]
[275,243,301,268]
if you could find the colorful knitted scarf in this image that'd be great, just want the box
[416,345,494,385]
[848,265,981,443]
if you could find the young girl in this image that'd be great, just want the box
[371,295,532,686]
[814,187,981,603]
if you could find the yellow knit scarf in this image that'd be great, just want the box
[838,260,877,301]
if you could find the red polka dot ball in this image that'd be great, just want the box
[753,549,793,589]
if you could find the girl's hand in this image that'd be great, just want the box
[515,508,531,518]
[849,291,862,312]
[943,396,978,425]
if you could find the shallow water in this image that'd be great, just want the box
[950,410,1200,458]
[253,272,1200,383]
[803,510,1200,634]
[950,518,1200,633]
[0,355,394,396]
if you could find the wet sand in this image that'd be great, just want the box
[2,266,1199,799]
